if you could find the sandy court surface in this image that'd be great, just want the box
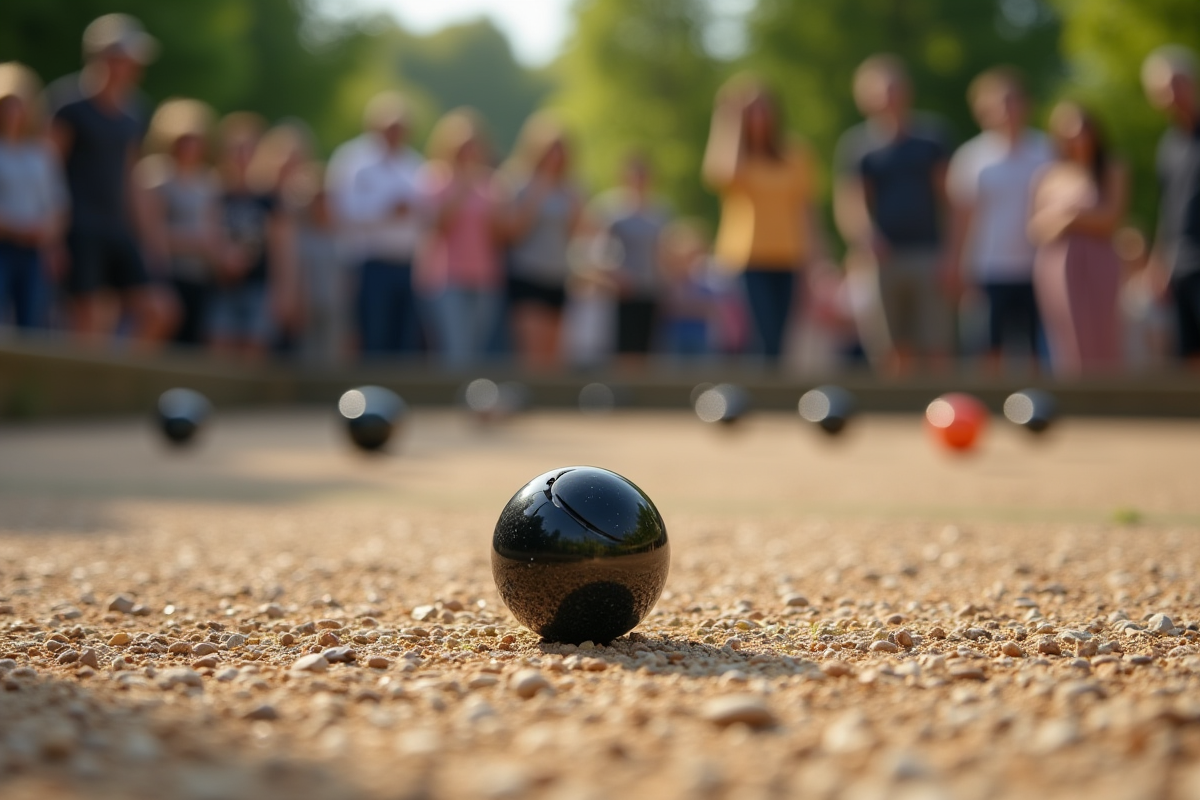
[1,409,1199,799]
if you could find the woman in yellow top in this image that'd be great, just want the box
[702,76,822,364]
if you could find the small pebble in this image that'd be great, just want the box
[366,656,391,670]
[107,632,130,646]
[701,695,777,729]
[107,595,136,614]
[1001,641,1024,658]
[1037,638,1062,656]
[510,669,552,699]
[291,653,329,673]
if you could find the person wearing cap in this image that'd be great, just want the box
[1143,46,1200,367]
[49,13,175,345]
[326,91,425,358]
[0,62,67,330]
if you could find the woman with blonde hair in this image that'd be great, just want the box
[1029,101,1127,376]
[138,97,223,345]
[502,111,584,370]
[0,62,67,330]
[419,107,505,368]
[702,75,824,366]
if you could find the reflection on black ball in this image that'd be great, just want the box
[492,466,670,644]
[798,385,856,435]
[1003,389,1057,434]
[694,383,749,425]
[338,386,406,452]
[156,388,211,446]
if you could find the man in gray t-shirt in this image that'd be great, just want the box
[593,157,668,360]
[1143,46,1200,362]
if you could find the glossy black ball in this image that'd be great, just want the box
[694,383,749,425]
[338,386,406,451]
[492,466,670,644]
[1003,389,1057,434]
[156,388,211,446]
[799,385,856,435]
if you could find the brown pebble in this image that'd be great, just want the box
[78,648,100,669]
[278,633,296,645]
[107,632,130,646]
[366,656,390,669]
[317,631,340,647]
[192,656,219,670]
[56,649,80,665]
[193,642,219,656]
[701,695,777,729]
[315,619,342,629]
[1001,641,1024,658]
[1037,638,1062,656]
[928,627,947,639]
[243,704,279,721]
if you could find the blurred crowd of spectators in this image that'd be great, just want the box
[1,14,1198,377]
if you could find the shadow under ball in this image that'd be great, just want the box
[157,388,211,446]
[798,385,856,435]
[492,466,670,645]
[338,386,406,452]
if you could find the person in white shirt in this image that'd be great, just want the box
[947,68,1054,368]
[326,91,424,357]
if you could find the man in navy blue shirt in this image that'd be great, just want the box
[1144,46,1200,366]
[835,55,953,375]
[50,14,175,345]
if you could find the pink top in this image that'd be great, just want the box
[417,165,501,293]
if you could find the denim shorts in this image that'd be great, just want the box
[208,281,272,344]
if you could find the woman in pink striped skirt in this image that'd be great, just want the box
[1029,103,1128,377]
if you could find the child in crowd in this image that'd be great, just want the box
[138,98,222,346]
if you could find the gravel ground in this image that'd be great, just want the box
[1,410,1199,800]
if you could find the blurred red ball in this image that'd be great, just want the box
[925,393,987,452]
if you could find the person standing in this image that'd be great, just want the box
[0,63,66,331]
[49,14,175,346]
[591,154,668,370]
[502,112,584,371]
[326,92,425,359]
[702,75,823,367]
[138,98,223,347]
[210,113,295,361]
[1029,102,1127,377]
[834,55,953,375]
[947,67,1054,371]
[1142,46,1200,367]
[418,108,505,369]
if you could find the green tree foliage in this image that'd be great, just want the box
[744,0,1063,196]
[388,19,553,155]
[552,0,721,217]
[1055,0,1200,229]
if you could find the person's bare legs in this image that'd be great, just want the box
[70,292,119,346]
[513,304,561,372]
[126,285,179,351]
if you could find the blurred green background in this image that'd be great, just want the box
[1,0,1198,237]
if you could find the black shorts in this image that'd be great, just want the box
[617,297,657,354]
[508,276,566,310]
[66,227,150,296]
[1172,270,1200,358]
